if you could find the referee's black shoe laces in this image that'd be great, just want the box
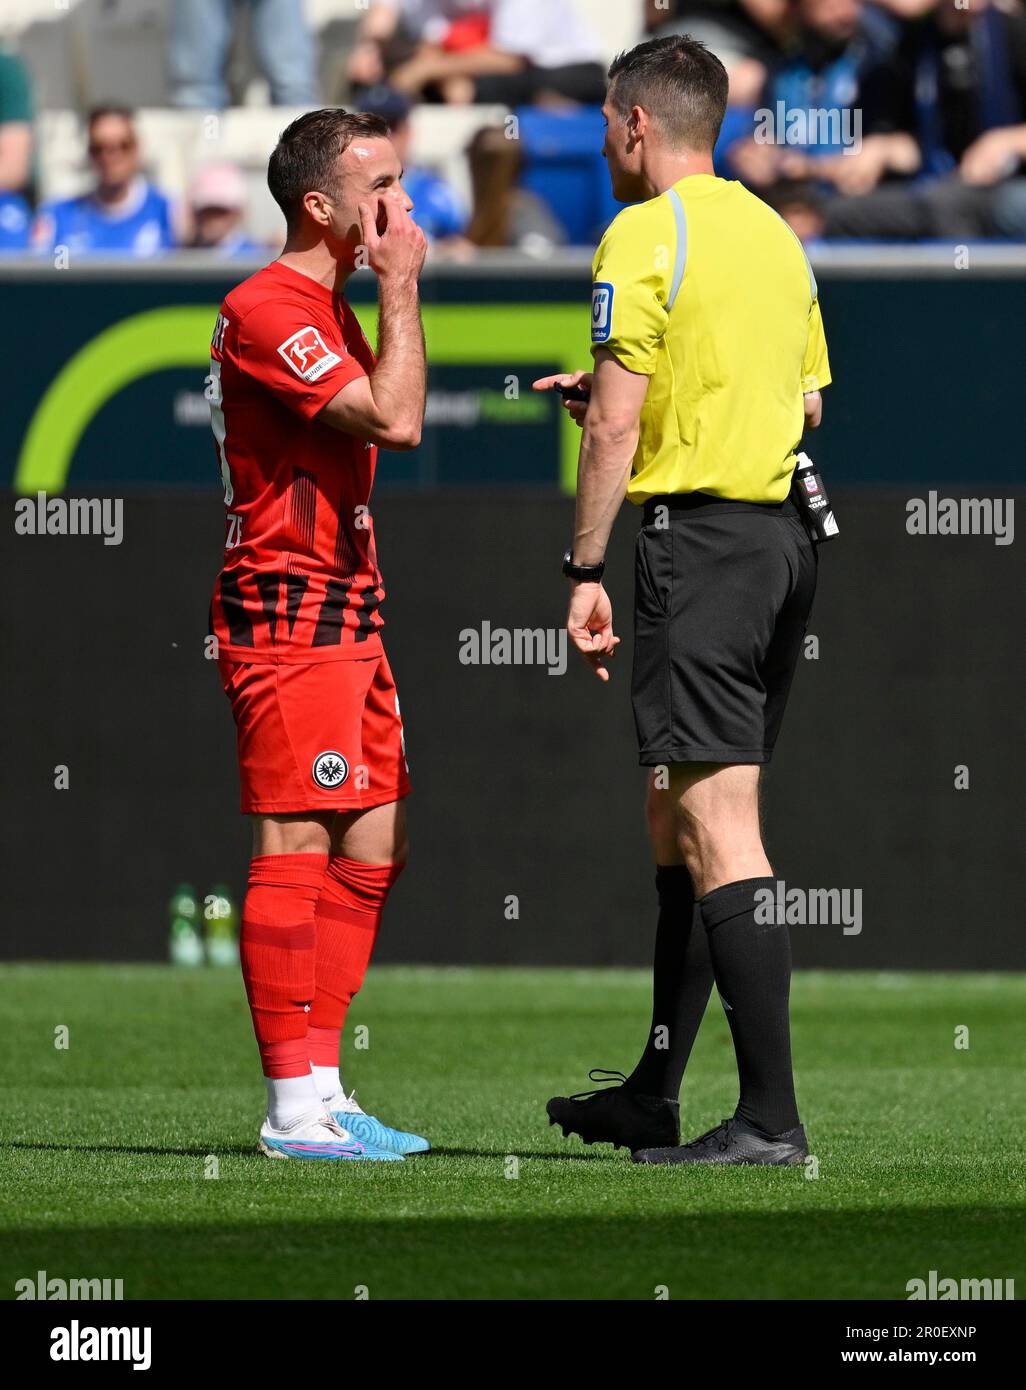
[632,1115,808,1167]
[546,1069,680,1153]
[568,1068,630,1101]
[684,1118,733,1153]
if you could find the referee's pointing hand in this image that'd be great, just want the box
[567,581,620,682]
[533,371,593,427]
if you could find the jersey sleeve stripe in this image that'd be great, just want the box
[666,188,688,313]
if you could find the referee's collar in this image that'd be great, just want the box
[669,174,731,200]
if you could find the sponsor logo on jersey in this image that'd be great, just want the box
[312,750,350,789]
[591,282,613,343]
[277,326,344,382]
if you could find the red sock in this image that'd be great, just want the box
[240,853,328,1078]
[309,857,404,1049]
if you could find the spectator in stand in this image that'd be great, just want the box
[33,108,176,259]
[0,47,33,252]
[348,0,606,106]
[186,163,267,256]
[464,124,567,252]
[169,0,317,108]
[824,0,1026,240]
[727,0,921,238]
[645,0,795,103]
[359,85,467,242]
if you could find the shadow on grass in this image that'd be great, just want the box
[5,1142,611,1163]
[2,1208,1021,1300]
[430,1146,611,1162]
[5,1141,255,1159]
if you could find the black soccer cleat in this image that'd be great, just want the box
[633,1116,808,1166]
[546,1069,680,1152]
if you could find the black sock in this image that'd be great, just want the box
[699,876,800,1136]
[625,865,715,1101]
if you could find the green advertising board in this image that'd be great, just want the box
[3,254,1026,494]
[5,267,592,495]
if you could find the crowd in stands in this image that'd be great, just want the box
[1,0,1025,256]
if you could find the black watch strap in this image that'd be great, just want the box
[562,548,605,582]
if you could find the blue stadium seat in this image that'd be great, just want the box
[516,105,764,242]
[714,106,758,179]
[515,106,625,246]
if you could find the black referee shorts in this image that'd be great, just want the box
[632,492,817,766]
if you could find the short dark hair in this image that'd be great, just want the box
[607,36,728,152]
[87,106,136,132]
[267,107,390,232]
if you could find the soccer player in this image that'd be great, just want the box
[536,36,831,1165]
[207,109,430,1161]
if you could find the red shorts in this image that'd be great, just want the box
[219,653,411,814]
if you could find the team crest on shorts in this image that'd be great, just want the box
[312,750,350,789]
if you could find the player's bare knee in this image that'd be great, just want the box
[333,800,409,865]
[251,813,331,858]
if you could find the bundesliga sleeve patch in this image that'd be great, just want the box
[276,326,344,382]
[591,282,613,343]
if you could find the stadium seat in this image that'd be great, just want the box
[515,107,625,246]
[714,106,759,179]
[566,0,642,62]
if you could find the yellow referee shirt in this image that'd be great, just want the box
[591,174,831,505]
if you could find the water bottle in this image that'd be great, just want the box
[169,883,204,967]
[204,883,239,967]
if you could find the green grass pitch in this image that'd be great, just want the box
[1,965,1023,1301]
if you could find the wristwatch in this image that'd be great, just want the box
[562,548,605,583]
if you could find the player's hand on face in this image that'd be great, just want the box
[358,195,428,282]
[567,581,619,682]
[532,370,593,427]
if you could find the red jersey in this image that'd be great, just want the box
[207,260,384,663]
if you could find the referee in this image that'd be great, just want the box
[535,35,831,1165]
